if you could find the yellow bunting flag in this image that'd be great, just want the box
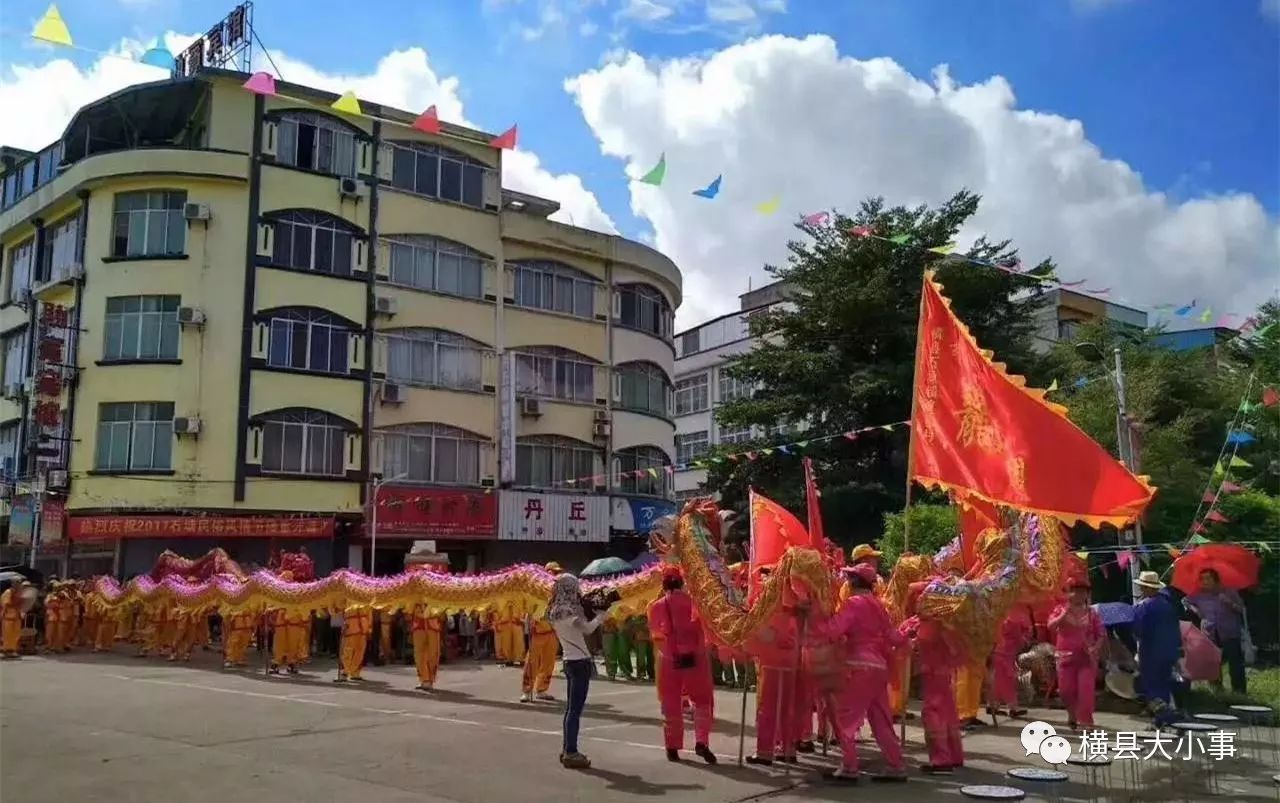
[33,4,73,47]
[880,424,894,431]
[1047,379,1059,392]
[755,197,781,215]
[646,468,658,478]
[1229,455,1251,469]
[927,242,957,255]
[1074,551,1089,561]
[1199,308,1213,324]
[331,91,362,116]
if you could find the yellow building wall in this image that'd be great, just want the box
[258,166,370,228]
[256,268,367,324]
[503,242,606,283]
[611,410,675,461]
[504,307,607,363]
[612,327,674,373]
[375,386,495,436]
[516,401,598,442]
[206,79,256,154]
[67,172,251,512]
[241,477,363,515]
[249,370,364,424]
[375,287,495,344]
[378,191,499,255]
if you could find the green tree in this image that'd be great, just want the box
[879,504,959,567]
[702,191,1048,545]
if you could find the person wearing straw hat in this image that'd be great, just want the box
[1132,571,1182,726]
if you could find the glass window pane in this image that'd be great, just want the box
[459,257,483,298]
[159,314,179,359]
[436,438,458,483]
[268,319,290,367]
[294,223,312,269]
[330,328,349,372]
[415,245,435,290]
[131,421,155,470]
[138,312,161,359]
[289,321,309,368]
[166,209,185,254]
[273,220,292,264]
[103,315,123,361]
[152,421,173,469]
[437,252,460,295]
[127,212,146,256]
[439,158,462,202]
[415,153,438,196]
[392,148,415,189]
[575,281,594,317]
[144,210,167,256]
[328,427,344,473]
[462,164,483,207]
[309,324,330,370]
[332,231,352,275]
[282,423,304,472]
[314,228,333,273]
[410,436,431,480]
[306,425,327,473]
[120,313,140,359]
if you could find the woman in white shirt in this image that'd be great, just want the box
[548,573,609,769]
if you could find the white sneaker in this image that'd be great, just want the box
[520,692,532,703]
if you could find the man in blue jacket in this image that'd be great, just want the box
[1131,571,1182,726]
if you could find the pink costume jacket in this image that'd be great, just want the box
[1048,604,1104,664]
[822,592,904,671]
[995,607,1033,658]
[649,591,706,659]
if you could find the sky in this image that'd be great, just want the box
[1,0,1277,330]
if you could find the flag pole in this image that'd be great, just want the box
[738,488,756,767]
[898,270,930,746]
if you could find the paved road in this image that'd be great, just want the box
[0,650,1273,802]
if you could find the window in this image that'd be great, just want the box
[765,420,794,439]
[95,402,174,471]
[615,362,670,417]
[515,347,596,403]
[40,214,79,283]
[383,235,485,298]
[2,173,15,209]
[19,161,35,197]
[384,329,486,391]
[260,409,348,476]
[674,373,709,415]
[675,431,709,465]
[616,284,672,339]
[265,309,351,374]
[717,368,752,405]
[270,211,356,277]
[515,436,600,489]
[616,446,670,497]
[103,296,180,361]
[717,422,752,445]
[2,331,24,388]
[380,423,490,485]
[679,329,700,356]
[276,113,358,176]
[6,238,33,303]
[386,141,488,208]
[111,190,186,258]
[0,421,18,476]
[510,261,597,318]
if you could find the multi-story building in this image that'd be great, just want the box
[0,69,680,578]
[672,282,792,499]
[1032,287,1149,352]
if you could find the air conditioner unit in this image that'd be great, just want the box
[177,306,206,326]
[374,295,397,316]
[381,382,404,404]
[183,202,211,221]
[173,416,202,435]
[520,397,542,417]
[339,177,361,198]
[46,469,69,490]
[592,421,610,439]
[68,261,84,280]
[593,409,611,422]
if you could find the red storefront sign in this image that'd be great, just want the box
[67,515,334,542]
[371,487,496,539]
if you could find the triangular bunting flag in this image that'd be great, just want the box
[1026,264,1056,278]
[1259,542,1273,554]
[638,153,666,185]
[139,48,175,71]
[242,72,277,96]
[1205,510,1230,524]
[761,448,774,456]
[880,424,895,432]
[755,197,781,215]
[1100,563,1111,578]
[1255,322,1276,338]
[692,175,722,199]
[745,451,757,461]
[802,211,829,227]
[1212,460,1225,479]
[1190,533,1211,544]
[777,445,791,455]
[331,91,362,116]
[927,242,957,255]
[842,432,857,441]
[1220,481,1243,494]
[1199,307,1214,323]
[796,441,810,449]
[1176,300,1196,316]
[1074,551,1089,561]
[888,233,911,245]
[1263,387,1279,408]
[1047,379,1059,392]
[32,4,73,47]
[1226,430,1257,446]
[1168,547,1183,559]
[1202,490,1217,504]
[848,225,872,238]
[413,105,442,134]
[489,125,518,149]
[647,468,658,478]
[1116,550,1132,570]
[1229,456,1251,469]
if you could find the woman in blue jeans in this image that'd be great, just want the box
[548,573,610,769]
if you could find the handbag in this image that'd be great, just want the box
[1241,610,1257,667]
[664,596,698,669]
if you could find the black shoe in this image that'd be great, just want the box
[796,740,816,754]
[745,755,773,767]
[695,743,717,765]
[779,755,799,764]
[1067,719,1078,731]
[921,764,953,775]
[666,749,681,762]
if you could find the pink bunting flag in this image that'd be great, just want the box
[242,72,277,96]
[413,105,442,134]
[1060,280,1087,287]
[1116,550,1133,570]
[1220,481,1243,494]
[1100,563,1111,578]
[842,432,858,441]
[1193,521,1208,534]
[489,125,518,150]
[1086,287,1111,295]
[745,451,758,461]
[1205,510,1230,524]
[803,211,830,227]
[847,225,872,238]
[1202,490,1218,504]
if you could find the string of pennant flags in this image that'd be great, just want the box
[1068,540,1276,580]
[19,4,178,72]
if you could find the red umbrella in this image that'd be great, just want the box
[1171,543,1261,594]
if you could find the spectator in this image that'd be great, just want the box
[1184,568,1248,694]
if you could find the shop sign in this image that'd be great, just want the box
[498,491,609,543]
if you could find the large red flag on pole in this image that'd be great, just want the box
[911,272,1155,528]
[802,457,826,546]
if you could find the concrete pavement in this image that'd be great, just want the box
[0,649,1274,802]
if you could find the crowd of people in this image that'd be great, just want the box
[0,548,1255,779]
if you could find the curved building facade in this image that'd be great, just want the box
[0,70,680,576]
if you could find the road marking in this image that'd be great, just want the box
[580,723,632,732]
[591,688,651,697]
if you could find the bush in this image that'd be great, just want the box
[879,504,959,567]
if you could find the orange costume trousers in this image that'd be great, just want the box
[522,630,558,694]
[412,628,442,685]
[1,611,21,654]
[954,660,985,721]
[341,633,369,678]
[499,622,526,663]
[94,618,118,652]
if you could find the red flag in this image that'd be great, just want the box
[1263,387,1279,408]
[910,272,1155,527]
[489,124,518,150]
[802,457,825,547]
[748,489,813,598]
[957,495,1001,570]
[413,105,441,135]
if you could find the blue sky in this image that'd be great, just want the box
[2,0,1277,323]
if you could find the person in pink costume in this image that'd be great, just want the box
[649,565,717,764]
[820,563,908,782]
[905,582,964,774]
[989,605,1033,717]
[1048,582,1105,730]
[746,570,802,766]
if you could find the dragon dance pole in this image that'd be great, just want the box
[737,492,757,767]
[898,273,927,747]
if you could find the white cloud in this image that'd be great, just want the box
[619,0,679,22]
[565,35,1279,328]
[0,36,614,235]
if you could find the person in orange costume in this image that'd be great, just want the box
[649,566,717,764]
[411,604,444,691]
[497,601,525,666]
[520,563,564,702]
[378,609,394,664]
[222,610,257,668]
[171,608,206,662]
[271,606,309,675]
[44,585,68,653]
[336,603,372,682]
[93,601,118,652]
[1,582,29,658]
[79,588,100,649]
